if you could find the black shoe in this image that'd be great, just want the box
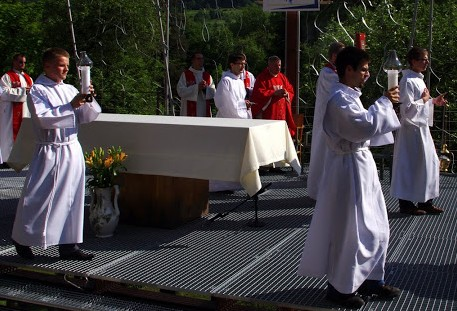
[60,250,94,261]
[358,284,401,299]
[420,204,444,215]
[12,240,35,260]
[399,206,427,216]
[326,284,365,309]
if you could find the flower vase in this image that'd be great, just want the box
[89,185,120,238]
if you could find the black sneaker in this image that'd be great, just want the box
[326,283,365,309]
[399,206,426,216]
[358,284,401,299]
[399,199,426,216]
[12,240,35,260]
[59,250,94,261]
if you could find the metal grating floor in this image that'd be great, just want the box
[0,166,456,310]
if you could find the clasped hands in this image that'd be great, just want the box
[273,88,290,102]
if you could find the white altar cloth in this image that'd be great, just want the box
[9,114,301,197]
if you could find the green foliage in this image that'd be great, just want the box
[0,0,456,152]
[0,1,45,76]
[298,0,457,151]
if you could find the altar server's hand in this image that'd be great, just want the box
[433,92,447,106]
[71,93,88,108]
[385,86,400,104]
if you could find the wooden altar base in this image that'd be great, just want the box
[117,173,209,229]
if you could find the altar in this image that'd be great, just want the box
[9,114,301,228]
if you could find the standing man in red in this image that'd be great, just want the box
[251,55,296,137]
[0,53,33,166]
[176,52,216,117]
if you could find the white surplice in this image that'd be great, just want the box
[307,66,339,199]
[390,69,439,202]
[176,67,216,117]
[0,70,32,162]
[214,71,252,119]
[297,83,400,294]
[12,74,101,248]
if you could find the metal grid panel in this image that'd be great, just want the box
[1,168,457,311]
[0,275,188,311]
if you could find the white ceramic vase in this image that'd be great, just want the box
[89,185,120,238]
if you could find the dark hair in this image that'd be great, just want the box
[191,52,203,60]
[328,42,345,59]
[335,46,370,79]
[228,53,245,67]
[13,53,26,61]
[406,47,428,66]
[268,55,281,64]
[42,48,70,64]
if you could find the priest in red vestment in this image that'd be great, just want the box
[0,53,33,165]
[251,55,296,137]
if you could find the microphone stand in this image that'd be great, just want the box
[208,182,272,226]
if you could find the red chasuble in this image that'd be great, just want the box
[184,69,212,117]
[6,70,33,141]
[250,68,296,137]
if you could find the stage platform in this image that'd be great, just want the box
[0,166,456,311]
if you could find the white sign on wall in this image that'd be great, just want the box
[263,0,320,11]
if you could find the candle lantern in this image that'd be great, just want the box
[383,50,402,89]
[77,51,93,102]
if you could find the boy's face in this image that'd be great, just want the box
[44,56,69,83]
[345,60,370,89]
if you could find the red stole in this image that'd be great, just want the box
[184,69,211,117]
[243,70,251,88]
[6,70,33,141]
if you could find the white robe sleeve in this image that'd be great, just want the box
[205,74,216,100]
[399,79,432,127]
[0,74,27,103]
[176,72,198,102]
[76,99,102,124]
[325,93,400,145]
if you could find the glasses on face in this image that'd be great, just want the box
[234,62,246,66]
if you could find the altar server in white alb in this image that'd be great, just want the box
[297,47,401,309]
[390,47,447,216]
[0,53,33,164]
[214,53,252,119]
[307,41,344,200]
[209,53,252,192]
[176,52,216,117]
[11,47,101,261]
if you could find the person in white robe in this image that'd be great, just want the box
[297,47,401,309]
[176,52,216,117]
[11,48,101,261]
[215,54,252,119]
[210,53,252,192]
[307,41,344,200]
[0,53,33,165]
[390,47,447,215]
